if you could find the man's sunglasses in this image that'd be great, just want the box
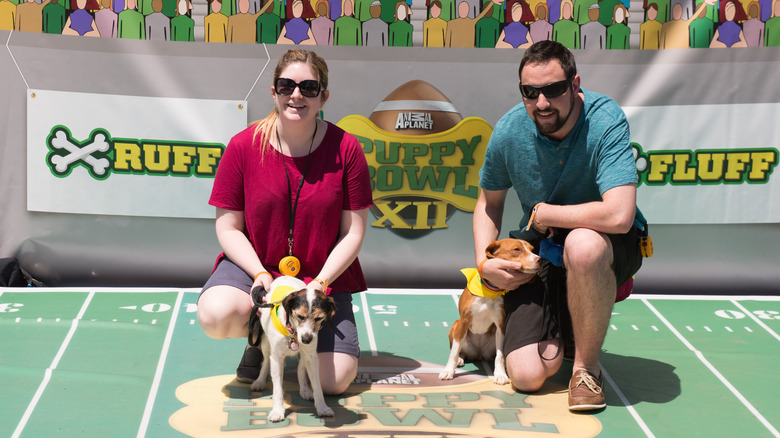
[274,78,321,98]
[519,78,572,99]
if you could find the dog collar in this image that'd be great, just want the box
[461,268,508,299]
[269,284,299,338]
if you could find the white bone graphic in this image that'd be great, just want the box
[50,129,111,176]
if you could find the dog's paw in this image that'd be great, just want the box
[438,368,456,380]
[299,386,314,401]
[456,357,464,367]
[268,407,286,423]
[250,379,266,392]
[316,405,335,418]
[492,372,510,385]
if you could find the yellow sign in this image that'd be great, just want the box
[338,115,492,213]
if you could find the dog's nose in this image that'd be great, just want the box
[300,333,314,344]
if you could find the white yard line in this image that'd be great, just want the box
[12,291,95,438]
[136,290,185,438]
[642,298,780,438]
[360,292,379,356]
[601,365,655,438]
[730,299,780,342]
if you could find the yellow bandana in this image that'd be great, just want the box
[461,268,508,299]
[269,284,298,337]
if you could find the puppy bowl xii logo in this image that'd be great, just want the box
[337,80,493,238]
[44,125,225,180]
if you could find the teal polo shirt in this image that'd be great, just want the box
[479,89,638,231]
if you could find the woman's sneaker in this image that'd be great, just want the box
[236,345,263,383]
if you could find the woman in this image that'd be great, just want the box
[495,0,534,48]
[278,0,317,44]
[62,0,101,37]
[710,0,748,47]
[198,49,373,395]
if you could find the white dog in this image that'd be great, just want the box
[250,276,337,422]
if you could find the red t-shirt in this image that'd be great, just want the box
[209,121,373,294]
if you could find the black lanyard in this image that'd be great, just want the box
[277,122,318,257]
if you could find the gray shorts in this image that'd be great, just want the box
[200,257,360,357]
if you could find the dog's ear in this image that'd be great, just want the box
[281,289,305,321]
[316,294,338,328]
[485,240,500,259]
[326,296,337,328]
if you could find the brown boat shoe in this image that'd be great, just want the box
[568,369,606,411]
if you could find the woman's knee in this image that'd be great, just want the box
[197,286,251,339]
[319,352,358,395]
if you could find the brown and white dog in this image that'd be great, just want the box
[250,276,337,422]
[439,239,541,384]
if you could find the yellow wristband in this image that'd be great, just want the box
[254,271,272,281]
[313,277,328,289]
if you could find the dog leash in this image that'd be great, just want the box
[248,286,276,347]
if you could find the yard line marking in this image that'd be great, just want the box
[745,327,753,333]
[360,292,379,356]
[726,326,733,332]
[137,290,184,438]
[601,365,654,438]
[731,300,780,342]
[611,324,618,331]
[642,298,780,438]
[449,292,459,307]
[12,291,95,438]
[705,326,712,332]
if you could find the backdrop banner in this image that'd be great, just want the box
[27,90,247,219]
[625,103,780,224]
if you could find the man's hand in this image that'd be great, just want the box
[481,257,537,291]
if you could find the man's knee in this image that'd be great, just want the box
[505,342,562,393]
[563,228,612,272]
[508,367,547,393]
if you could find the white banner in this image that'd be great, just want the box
[27,90,248,219]
[626,103,780,224]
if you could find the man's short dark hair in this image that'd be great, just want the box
[518,41,578,83]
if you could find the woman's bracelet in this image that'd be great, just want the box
[254,271,272,282]
[313,277,328,290]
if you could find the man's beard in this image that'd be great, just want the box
[532,93,575,136]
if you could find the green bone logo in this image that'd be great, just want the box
[45,126,225,180]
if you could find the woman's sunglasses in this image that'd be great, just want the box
[519,78,572,100]
[274,78,321,98]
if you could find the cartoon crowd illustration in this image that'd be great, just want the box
[1,0,779,47]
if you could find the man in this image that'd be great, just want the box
[474,40,643,411]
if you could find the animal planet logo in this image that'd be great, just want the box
[44,126,224,180]
[169,356,601,437]
[336,80,493,238]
